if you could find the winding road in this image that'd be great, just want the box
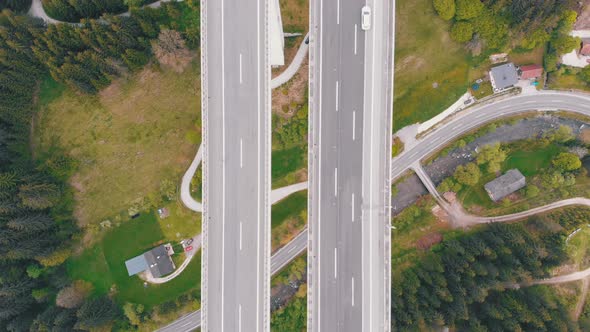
[160,90,590,330]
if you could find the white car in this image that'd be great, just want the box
[361,6,371,30]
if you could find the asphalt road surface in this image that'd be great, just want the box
[155,230,307,332]
[160,90,590,332]
[200,0,270,331]
[307,0,394,330]
[392,92,590,180]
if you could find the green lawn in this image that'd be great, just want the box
[458,144,562,209]
[67,212,201,308]
[459,171,499,209]
[470,81,493,100]
[272,145,307,189]
[271,190,307,251]
[34,62,201,227]
[547,66,590,92]
[503,144,561,176]
[158,200,201,241]
[394,0,476,131]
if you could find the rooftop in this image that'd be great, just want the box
[489,63,519,91]
[124,244,175,278]
[125,254,148,276]
[519,64,543,80]
[144,244,175,278]
[484,169,526,202]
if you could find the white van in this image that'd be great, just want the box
[361,6,371,30]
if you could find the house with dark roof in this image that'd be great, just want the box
[519,64,543,80]
[484,169,526,202]
[125,244,175,278]
[489,63,519,92]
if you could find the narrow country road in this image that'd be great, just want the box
[533,267,590,285]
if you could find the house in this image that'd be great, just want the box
[125,244,175,278]
[484,169,526,202]
[519,64,543,80]
[489,63,519,92]
[581,39,590,56]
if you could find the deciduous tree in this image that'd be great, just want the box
[455,0,484,20]
[454,162,481,186]
[450,21,474,43]
[433,0,455,20]
[552,152,581,171]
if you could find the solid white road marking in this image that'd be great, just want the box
[239,222,243,251]
[351,193,355,222]
[220,0,226,329]
[336,81,339,111]
[334,168,338,196]
[238,304,242,332]
[239,53,243,84]
[240,139,243,168]
[334,248,338,279]
[336,0,340,24]
[317,0,325,327]
[351,277,355,306]
[354,24,358,54]
[255,0,262,329]
[352,111,356,140]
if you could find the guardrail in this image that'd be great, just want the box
[199,0,209,330]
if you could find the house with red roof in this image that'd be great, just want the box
[519,64,543,80]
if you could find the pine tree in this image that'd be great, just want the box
[7,214,54,232]
[75,296,119,329]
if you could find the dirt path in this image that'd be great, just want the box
[575,277,589,320]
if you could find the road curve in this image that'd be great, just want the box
[165,91,590,330]
[271,32,309,89]
[475,198,590,224]
[392,92,590,180]
[533,267,590,285]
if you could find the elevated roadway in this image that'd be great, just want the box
[307,0,394,330]
[200,0,270,331]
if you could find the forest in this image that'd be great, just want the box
[0,0,31,13]
[391,212,590,331]
[42,0,159,22]
[432,0,579,72]
[0,1,199,329]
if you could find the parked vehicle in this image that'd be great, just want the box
[185,246,193,252]
[361,6,371,30]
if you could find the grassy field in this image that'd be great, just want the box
[391,196,454,270]
[158,200,201,241]
[67,212,200,308]
[272,145,307,188]
[34,61,201,227]
[394,0,475,131]
[394,0,546,131]
[503,144,561,176]
[547,66,590,91]
[280,0,308,33]
[458,142,563,209]
[271,190,307,251]
[567,226,590,269]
